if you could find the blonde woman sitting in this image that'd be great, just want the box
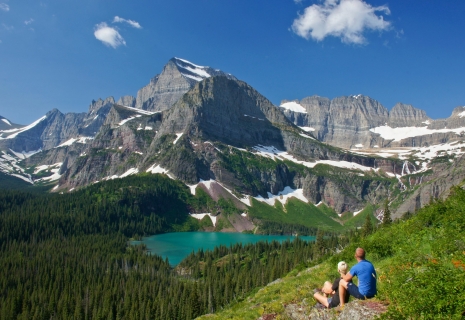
[313,261,350,309]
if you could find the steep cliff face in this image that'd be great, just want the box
[393,154,465,218]
[79,97,115,137]
[60,106,162,188]
[157,76,291,148]
[39,109,86,150]
[117,95,136,108]
[0,109,86,152]
[135,58,236,112]
[281,96,465,149]
[388,103,430,127]
[281,95,389,149]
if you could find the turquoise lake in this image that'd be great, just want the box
[133,232,315,266]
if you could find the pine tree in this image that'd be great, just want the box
[362,213,373,237]
[382,199,392,226]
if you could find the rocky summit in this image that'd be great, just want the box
[134,57,237,112]
[1,57,465,221]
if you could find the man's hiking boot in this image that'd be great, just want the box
[334,304,345,313]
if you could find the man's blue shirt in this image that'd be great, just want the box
[349,260,377,297]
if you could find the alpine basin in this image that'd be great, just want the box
[134,232,315,266]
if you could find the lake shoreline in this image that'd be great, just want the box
[133,231,315,266]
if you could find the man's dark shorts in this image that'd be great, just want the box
[347,282,375,300]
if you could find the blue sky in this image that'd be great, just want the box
[1,0,464,124]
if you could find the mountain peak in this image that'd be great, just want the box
[134,57,236,112]
[171,57,212,82]
[170,57,237,83]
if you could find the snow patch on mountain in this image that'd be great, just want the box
[120,105,155,116]
[173,133,183,144]
[244,114,265,121]
[34,162,63,183]
[299,133,315,140]
[0,116,46,139]
[299,126,315,132]
[146,164,175,179]
[188,179,251,206]
[370,125,465,141]
[280,101,307,114]
[174,57,212,82]
[252,145,378,173]
[9,148,41,159]
[254,186,308,206]
[57,137,94,148]
[189,213,217,226]
[34,162,62,174]
[146,164,169,174]
[1,118,11,126]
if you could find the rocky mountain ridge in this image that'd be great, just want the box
[1,57,465,222]
[280,95,465,149]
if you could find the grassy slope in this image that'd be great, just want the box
[248,197,344,231]
[248,197,375,232]
[198,185,465,319]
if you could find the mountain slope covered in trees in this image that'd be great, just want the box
[0,174,346,319]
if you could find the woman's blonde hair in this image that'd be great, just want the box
[338,261,348,274]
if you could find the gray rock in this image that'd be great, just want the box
[284,300,387,320]
[117,95,136,108]
[135,57,236,112]
[388,103,430,127]
[282,96,464,149]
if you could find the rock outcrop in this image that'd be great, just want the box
[282,300,387,320]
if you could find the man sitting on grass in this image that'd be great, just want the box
[338,247,377,307]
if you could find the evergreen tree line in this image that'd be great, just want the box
[257,220,319,236]
[0,175,345,319]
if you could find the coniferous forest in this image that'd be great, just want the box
[0,174,341,319]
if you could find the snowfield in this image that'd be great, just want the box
[280,101,307,114]
[252,145,378,173]
[254,186,308,206]
[189,213,217,226]
[175,57,213,82]
[57,137,94,148]
[370,125,465,141]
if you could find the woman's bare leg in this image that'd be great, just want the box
[313,292,330,308]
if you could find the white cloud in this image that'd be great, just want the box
[0,3,9,11]
[24,18,34,25]
[292,0,391,44]
[113,16,142,29]
[2,23,13,31]
[94,22,126,48]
